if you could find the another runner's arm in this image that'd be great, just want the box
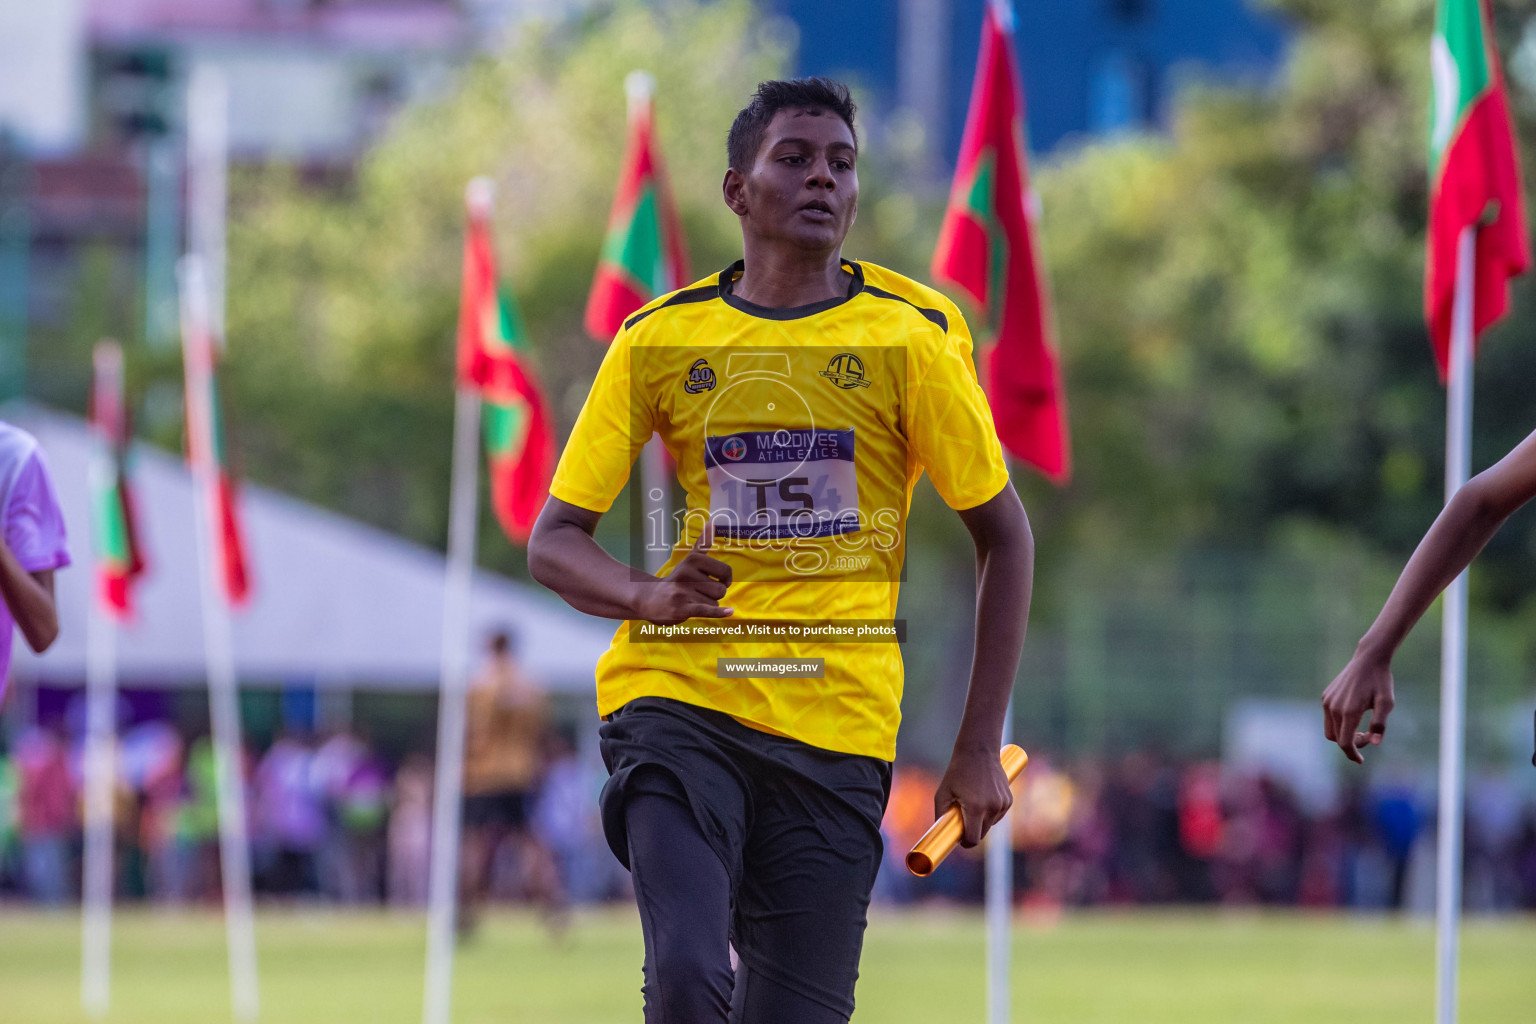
[528,499,733,625]
[0,544,56,652]
[0,456,64,653]
[1323,426,1536,763]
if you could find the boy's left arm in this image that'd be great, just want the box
[933,482,1034,848]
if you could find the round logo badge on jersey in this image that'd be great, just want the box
[721,436,747,461]
[820,352,871,390]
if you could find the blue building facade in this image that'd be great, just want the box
[767,0,1290,159]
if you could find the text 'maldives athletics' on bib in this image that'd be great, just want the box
[705,427,859,540]
[549,260,1010,761]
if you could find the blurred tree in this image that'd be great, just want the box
[146,0,1536,750]
[1020,0,1536,619]
[211,0,792,569]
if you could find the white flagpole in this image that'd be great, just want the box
[985,701,1014,1024]
[624,72,673,575]
[422,385,480,1024]
[80,578,116,1017]
[187,65,228,347]
[986,11,1023,1010]
[187,73,255,1019]
[81,340,124,1017]
[179,256,259,1022]
[422,178,491,1024]
[1435,224,1476,1024]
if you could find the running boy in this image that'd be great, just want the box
[529,78,1033,1022]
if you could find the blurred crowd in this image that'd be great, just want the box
[0,718,629,911]
[5,686,1536,914]
[0,718,629,910]
[0,633,627,912]
[881,753,1536,913]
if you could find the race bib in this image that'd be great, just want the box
[705,428,860,540]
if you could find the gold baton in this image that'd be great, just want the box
[906,744,1029,877]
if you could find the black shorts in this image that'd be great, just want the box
[462,789,530,829]
[599,696,891,1018]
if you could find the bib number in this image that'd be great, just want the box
[705,429,859,540]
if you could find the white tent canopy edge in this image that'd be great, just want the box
[7,403,612,693]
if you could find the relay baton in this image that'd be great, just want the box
[905,744,1029,877]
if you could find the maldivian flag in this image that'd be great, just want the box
[584,72,690,340]
[1426,0,1530,374]
[89,340,146,618]
[457,186,555,544]
[178,256,251,606]
[932,0,1070,484]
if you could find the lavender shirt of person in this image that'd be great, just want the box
[0,422,70,701]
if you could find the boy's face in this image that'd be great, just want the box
[725,107,858,252]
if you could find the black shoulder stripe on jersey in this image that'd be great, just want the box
[623,285,719,331]
[861,285,949,333]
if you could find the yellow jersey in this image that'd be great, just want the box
[549,259,1010,760]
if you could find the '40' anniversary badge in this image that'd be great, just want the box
[684,358,716,393]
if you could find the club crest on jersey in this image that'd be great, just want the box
[684,358,717,393]
[720,436,748,461]
[820,352,871,390]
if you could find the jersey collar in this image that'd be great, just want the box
[717,259,865,321]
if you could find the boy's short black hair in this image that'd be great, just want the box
[727,77,858,172]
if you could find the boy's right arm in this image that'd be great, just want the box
[531,324,731,625]
[1322,426,1536,762]
[528,498,733,625]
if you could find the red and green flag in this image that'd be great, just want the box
[457,187,555,545]
[1426,0,1530,373]
[584,72,690,340]
[179,257,251,606]
[89,340,146,618]
[932,0,1070,484]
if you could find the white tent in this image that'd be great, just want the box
[7,403,613,693]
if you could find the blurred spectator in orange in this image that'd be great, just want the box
[1011,756,1075,849]
[875,763,940,904]
[459,629,548,930]
[1009,756,1076,911]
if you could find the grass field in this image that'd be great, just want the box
[0,906,1532,1024]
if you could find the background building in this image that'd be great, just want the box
[770,0,1289,164]
[0,0,479,403]
[0,0,1292,403]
